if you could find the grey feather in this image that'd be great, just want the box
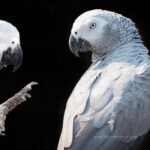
[58,9,150,150]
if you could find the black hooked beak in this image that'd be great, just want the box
[69,36,84,57]
[69,35,91,57]
[1,45,23,72]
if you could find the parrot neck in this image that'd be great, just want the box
[92,34,141,63]
[92,39,149,65]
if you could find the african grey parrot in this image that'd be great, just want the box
[0,20,37,135]
[58,9,150,150]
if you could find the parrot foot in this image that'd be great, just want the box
[0,82,38,135]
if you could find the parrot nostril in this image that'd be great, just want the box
[75,31,78,35]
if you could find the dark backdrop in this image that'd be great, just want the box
[0,0,149,150]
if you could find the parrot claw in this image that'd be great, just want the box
[21,82,38,93]
[24,93,31,99]
[0,81,38,135]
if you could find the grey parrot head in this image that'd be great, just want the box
[0,20,23,71]
[69,9,140,57]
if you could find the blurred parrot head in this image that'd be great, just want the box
[69,9,140,57]
[0,20,23,71]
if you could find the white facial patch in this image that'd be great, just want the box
[71,12,108,46]
[0,20,20,61]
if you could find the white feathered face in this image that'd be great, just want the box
[0,20,23,71]
[69,11,108,57]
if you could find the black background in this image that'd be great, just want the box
[0,0,149,150]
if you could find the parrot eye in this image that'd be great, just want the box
[75,31,78,35]
[89,23,96,29]
[12,41,15,44]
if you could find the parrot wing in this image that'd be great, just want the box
[63,62,150,150]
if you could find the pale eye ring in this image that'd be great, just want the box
[89,23,96,29]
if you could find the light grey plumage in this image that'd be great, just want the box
[58,9,150,150]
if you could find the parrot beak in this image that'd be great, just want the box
[69,35,92,57]
[1,45,23,72]
[69,36,83,57]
